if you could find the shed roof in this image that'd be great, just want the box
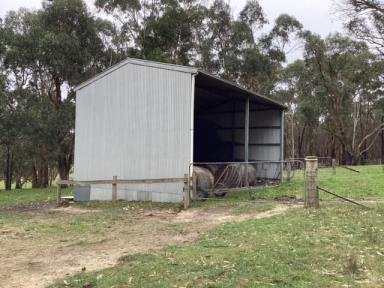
[196,71,286,109]
[75,57,286,110]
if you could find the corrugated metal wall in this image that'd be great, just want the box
[75,63,193,202]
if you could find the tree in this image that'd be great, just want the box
[0,1,113,189]
[139,0,207,65]
[341,0,384,57]
[33,0,111,181]
[300,32,384,163]
[275,60,322,158]
[240,13,302,95]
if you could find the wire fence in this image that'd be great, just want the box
[190,160,303,199]
[288,157,333,168]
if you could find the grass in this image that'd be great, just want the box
[318,165,384,199]
[44,165,384,288]
[197,165,384,204]
[51,204,384,288]
[0,187,73,209]
[1,165,384,287]
[0,181,32,190]
[0,187,58,208]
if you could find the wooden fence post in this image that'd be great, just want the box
[332,158,336,175]
[183,174,190,209]
[112,175,117,202]
[305,156,319,208]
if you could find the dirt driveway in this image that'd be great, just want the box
[0,203,294,288]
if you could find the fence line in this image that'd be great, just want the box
[56,176,188,206]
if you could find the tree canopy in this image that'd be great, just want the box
[0,0,383,189]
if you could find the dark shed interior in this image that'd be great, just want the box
[193,71,285,167]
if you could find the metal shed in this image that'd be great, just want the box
[74,58,286,202]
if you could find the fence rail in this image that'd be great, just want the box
[57,177,185,186]
[56,176,189,207]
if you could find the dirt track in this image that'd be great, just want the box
[0,204,294,288]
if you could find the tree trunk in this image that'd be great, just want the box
[38,159,49,188]
[49,167,57,187]
[331,137,336,159]
[31,163,39,188]
[57,134,74,188]
[15,177,22,189]
[58,154,72,188]
[341,142,347,165]
[298,125,306,158]
[361,140,368,164]
[4,145,13,190]
[31,158,49,188]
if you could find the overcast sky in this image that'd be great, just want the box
[0,0,344,62]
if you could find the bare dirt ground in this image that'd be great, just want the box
[0,203,295,288]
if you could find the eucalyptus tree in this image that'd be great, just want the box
[1,0,113,187]
[138,0,207,65]
[301,32,384,163]
[240,13,302,95]
[341,0,384,57]
[30,0,112,182]
[95,0,302,96]
[275,60,323,158]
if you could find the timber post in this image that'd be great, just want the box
[112,175,117,202]
[183,173,190,209]
[305,156,319,208]
[332,158,336,175]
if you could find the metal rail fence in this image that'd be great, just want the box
[189,160,303,199]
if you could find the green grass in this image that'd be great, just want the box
[51,204,384,288]
[192,165,384,205]
[46,165,384,288]
[318,165,384,199]
[0,181,32,190]
[0,187,73,209]
[1,165,384,287]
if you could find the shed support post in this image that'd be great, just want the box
[305,156,319,208]
[192,172,197,200]
[244,97,250,186]
[280,111,285,183]
[112,175,117,202]
[381,115,384,171]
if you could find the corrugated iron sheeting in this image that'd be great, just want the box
[75,62,192,202]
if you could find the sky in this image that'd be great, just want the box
[0,0,345,62]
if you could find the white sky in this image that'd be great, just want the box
[0,0,344,62]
